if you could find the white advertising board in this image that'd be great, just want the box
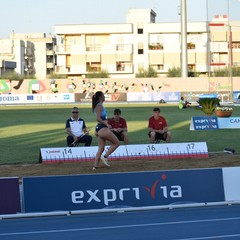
[222,167,240,201]
[0,93,75,104]
[127,92,180,102]
[217,117,240,129]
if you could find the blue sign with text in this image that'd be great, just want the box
[23,168,225,213]
[192,116,219,130]
[27,95,34,100]
[199,94,218,99]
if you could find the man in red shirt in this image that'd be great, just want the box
[148,107,171,143]
[108,108,129,144]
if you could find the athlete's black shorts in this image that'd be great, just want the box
[113,131,124,141]
[95,123,108,132]
[148,132,167,141]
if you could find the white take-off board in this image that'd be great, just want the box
[39,142,208,164]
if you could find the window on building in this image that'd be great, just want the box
[157,64,164,70]
[116,62,132,72]
[150,64,164,71]
[57,36,64,45]
[211,53,228,64]
[116,62,124,71]
[138,28,143,34]
[188,64,195,71]
[188,64,196,77]
[46,56,53,63]
[47,69,53,75]
[138,43,144,54]
[46,43,53,51]
[219,53,228,63]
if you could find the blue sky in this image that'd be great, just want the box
[1,0,240,38]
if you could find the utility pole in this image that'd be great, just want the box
[181,0,188,78]
[206,0,211,92]
[228,0,233,102]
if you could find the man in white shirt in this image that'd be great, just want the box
[65,107,92,147]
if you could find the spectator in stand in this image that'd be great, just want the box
[148,107,171,143]
[108,108,129,144]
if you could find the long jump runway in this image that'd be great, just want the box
[1,204,240,240]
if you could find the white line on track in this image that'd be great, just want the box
[173,234,240,239]
[1,216,240,236]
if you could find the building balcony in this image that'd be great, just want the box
[116,44,133,52]
[55,45,71,53]
[116,63,133,73]
[55,44,134,54]
[210,62,226,66]
[55,65,69,74]
[210,42,228,52]
[86,44,101,52]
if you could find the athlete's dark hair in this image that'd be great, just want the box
[114,108,121,115]
[92,91,103,112]
[153,107,160,112]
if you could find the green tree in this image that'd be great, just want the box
[194,98,220,116]
[1,71,24,80]
[167,67,181,77]
[213,67,240,77]
[213,67,228,77]
[136,66,158,78]
[232,66,240,77]
[48,72,67,79]
[86,70,109,78]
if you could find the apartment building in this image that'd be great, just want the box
[0,32,55,79]
[54,9,240,78]
[0,37,24,77]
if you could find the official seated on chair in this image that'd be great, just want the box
[65,107,92,147]
[148,107,171,143]
[107,108,129,145]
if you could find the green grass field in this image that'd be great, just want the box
[0,103,239,165]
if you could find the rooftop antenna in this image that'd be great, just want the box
[152,0,158,11]
[178,5,181,16]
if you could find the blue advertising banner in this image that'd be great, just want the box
[233,91,240,102]
[190,116,219,130]
[0,177,21,214]
[199,94,218,99]
[23,168,225,213]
